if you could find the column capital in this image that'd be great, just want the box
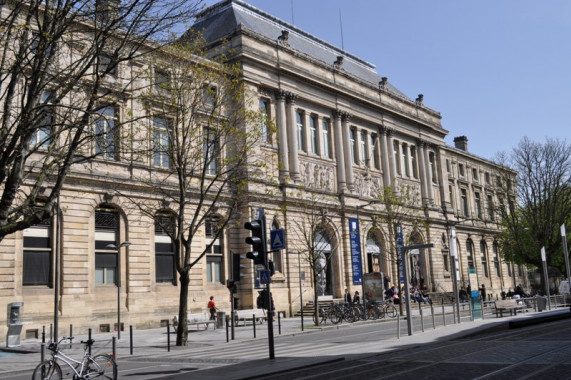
[275,89,287,101]
[341,111,352,122]
[285,92,298,104]
[382,127,393,136]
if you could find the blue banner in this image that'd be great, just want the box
[349,218,362,285]
[395,224,404,285]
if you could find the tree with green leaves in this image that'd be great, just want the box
[495,137,571,293]
[118,35,263,346]
[0,0,202,241]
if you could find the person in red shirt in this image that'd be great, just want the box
[207,296,216,320]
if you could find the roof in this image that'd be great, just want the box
[192,0,412,101]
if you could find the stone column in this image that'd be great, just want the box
[342,112,354,191]
[334,110,347,192]
[436,145,452,211]
[424,143,434,205]
[380,127,391,187]
[276,90,289,180]
[387,129,397,183]
[286,94,300,181]
[417,140,429,203]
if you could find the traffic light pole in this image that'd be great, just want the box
[266,281,275,359]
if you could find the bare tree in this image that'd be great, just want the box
[119,36,263,346]
[495,137,571,292]
[0,0,202,240]
[286,189,340,326]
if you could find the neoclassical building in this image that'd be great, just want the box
[0,0,526,341]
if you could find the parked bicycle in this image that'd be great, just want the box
[32,336,117,380]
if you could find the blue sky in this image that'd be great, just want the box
[202,0,571,160]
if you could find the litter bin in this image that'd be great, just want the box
[6,302,24,347]
[536,296,547,312]
[216,311,225,328]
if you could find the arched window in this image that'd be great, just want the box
[95,208,119,285]
[366,231,382,273]
[480,240,488,277]
[314,229,333,296]
[466,239,474,269]
[493,241,500,277]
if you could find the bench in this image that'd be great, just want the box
[173,313,216,331]
[234,309,266,326]
[493,299,528,317]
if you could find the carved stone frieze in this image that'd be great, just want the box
[299,160,335,192]
[352,172,382,198]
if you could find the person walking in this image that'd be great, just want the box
[344,288,352,304]
[207,296,217,320]
[480,284,486,302]
[353,291,360,304]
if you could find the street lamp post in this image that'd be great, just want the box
[54,194,61,341]
[107,241,131,340]
[356,200,380,309]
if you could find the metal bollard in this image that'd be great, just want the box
[112,336,117,360]
[42,326,46,344]
[278,312,281,335]
[468,298,473,321]
[481,299,485,320]
[419,303,424,332]
[41,343,45,362]
[253,314,256,338]
[50,323,53,341]
[397,313,400,339]
[88,328,92,356]
[225,316,229,343]
[167,322,170,352]
[442,303,446,327]
[69,325,73,348]
[431,304,435,329]
[129,325,133,355]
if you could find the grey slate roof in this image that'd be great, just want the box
[192,0,412,101]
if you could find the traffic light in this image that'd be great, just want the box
[226,279,237,293]
[232,253,246,282]
[244,220,267,267]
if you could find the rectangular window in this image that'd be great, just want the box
[429,152,437,183]
[322,119,331,158]
[203,85,217,108]
[296,111,305,152]
[475,192,482,219]
[206,221,223,284]
[480,242,488,278]
[443,252,450,272]
[370,134,380,169]
[95,210,118,285]
[154,69,170,91]
[360,131,367,166]
[350,129,357,164]
[466,240,474,268]
[155,215,175,284]
[411,146,418,178]
[97,54,116,77]
[487,194,494,221]
[472,168,479,182]
[449,185,454,208]
[31,92,52,149]
[95,105,118,160]
[393,140,401,175]
[459,163,465,177]
[310,115,318,154]
[485,172,491,184]
[461,189,469,217]
[153,116,170,168]
[203,127,218,175]
[401,144,409,177]
[259,99,270,143]
[493,244,500,277]
[23,224,52,286]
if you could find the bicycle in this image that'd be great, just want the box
[32,336,117,380]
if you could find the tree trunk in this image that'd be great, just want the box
[313,276,319,326]
[176,270,190,346]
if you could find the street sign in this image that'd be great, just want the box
[260,270,271,284]
[270,229,285,251]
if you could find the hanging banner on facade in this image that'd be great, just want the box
[395,224,405,285]
[349,218,362,285]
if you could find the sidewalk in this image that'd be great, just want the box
[2,307,570,379]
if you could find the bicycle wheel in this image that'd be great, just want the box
[328,307,342,325]
[386,304,398,318]
[32,360,62,380]
[86,354,117,380]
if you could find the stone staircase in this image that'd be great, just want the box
[293,299,336,317]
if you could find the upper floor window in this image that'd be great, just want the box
[153,116,170,168]
[259,99,271,143]
[322,119,331,158]
[487,194,494,221]
[411,146,418,178]
[205,220,223,284]
[370,134,380,169]
[401,144,410,177]
[459,163,465,177]
[94,105,118,160]
[393,140,401,175]
[485,172,491,185]
[203,85,217,108]
[480,240,488,278]
[475,192,482,219]
[461,188,469,217]
[472,168,479,182]
[429,152,437,183]
[466,239,474,268]
[350,129,357,164]
[360,131,367,166]
[97,54,116,77]
[31,92,53,149]
[493,242,500,277]
[203,127,218,175]
[154,68,170,91]
[310,115,318,154]
[296,111,305,152]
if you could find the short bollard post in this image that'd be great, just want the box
[41,343,45,362]
[481,298,485,320]
[253,314,256,338]
[88,328,92,356]
[69,325,73,348]
[50,323,53,341]
[225,316,229,343]
[42,326,46,344]
[112,336,117,360]
[129,325,133,355]
[468,298,473,321]
[419,303,424,332]
[167,322,170,352]
[278,312,281,335]
[431,304,435,329]
[397,314,400,339]
[442,303,446,326]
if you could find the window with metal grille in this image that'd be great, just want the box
[95,209,118,285]
[155,215,175,284]
[23,217,52,286]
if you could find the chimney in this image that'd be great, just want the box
[454,136,468,151]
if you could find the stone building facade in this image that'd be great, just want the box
[0,0,526,341]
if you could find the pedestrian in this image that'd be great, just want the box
[383,275,391,290]
[207,296,216,320]
[344,288,352,304]
[479,284,486,302]
[353,291,360,304]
